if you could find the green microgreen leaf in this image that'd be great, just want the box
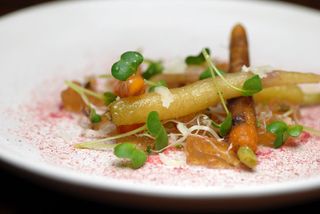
[266,121,303,148]
[146,111,168,151]
[114,143,136,157]
[89,108,101,123]
[267,121,288,135]
[199,68,225,80]
[241,75,262,96]
[155,128,169,151]
[142,61,164,80]
[267,121,287,148]
[103,92,117,105]
[201,49,263,97]
[147,111,162,134]
[219,113,232,136]
[273,133,285,148]
[211,113,232,137]
[130,149,147,169]
[121,51,144,68]
[185,48,211,65]
[148,80,167,92]
[114,143,147,169]
[287,125,303,137]
[111,51,144,81]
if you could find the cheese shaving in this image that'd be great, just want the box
[241,65,273,78]
[154,86,174,108]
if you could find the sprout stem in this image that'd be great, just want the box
[75,125,147,146]
[65,81,104,100]
[97,74,113,78]
[202,49,246,94]
[202,49,230,114]
[144,79,158,86]
[303,126,320,137]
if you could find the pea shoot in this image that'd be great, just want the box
[201,49,262,96]
[111,51,144,81]
[267,121,303,148]
[146,111,168,150]
[114,143,147,169]
[142,60,164,80]
[185,48,211,65]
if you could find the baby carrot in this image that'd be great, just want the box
[227,24,258,155]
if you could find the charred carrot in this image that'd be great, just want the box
[227,24,259,154]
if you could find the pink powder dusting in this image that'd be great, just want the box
[4,78,320,188]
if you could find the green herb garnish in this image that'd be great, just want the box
[142,60,164,80]
[211,113,232,137]
[111,51,144,81]
[199,68,225,80]
[114,143,147,169]
[103,92,117,105]
[267,121,303,148]
[146,111,168,150]
[185,48,210,65]
[201,49,262,96]
[89,108,101,123]
[241,75,263,96]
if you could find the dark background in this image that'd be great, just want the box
[0,0,319,213]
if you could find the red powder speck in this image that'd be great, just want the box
[300,132,311,142]
[256,148,273,157]
[49,111,73,120]
[147,155,163,165]
[163,147,178,155]
[173,167,186,174]
[279,147,286,152]
[285,132,312,147]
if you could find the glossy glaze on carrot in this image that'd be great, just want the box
[227,24,258,152]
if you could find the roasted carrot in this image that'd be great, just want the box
[227,24,258,152]
[113,72,146,98]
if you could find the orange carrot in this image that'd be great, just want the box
[227,24,258,152]
[114,72,146,98]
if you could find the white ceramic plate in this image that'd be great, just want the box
[0,0,320,210]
